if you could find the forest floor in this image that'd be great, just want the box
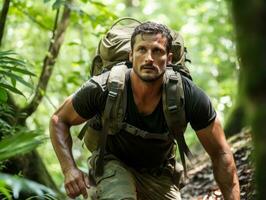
[180,129,255,200]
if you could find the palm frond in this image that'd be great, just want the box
[0,50,35,99]
[0,131,46,162]
[0,173,57,199]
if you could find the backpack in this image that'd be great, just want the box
[90,17,191,79]
[79,17,192,177]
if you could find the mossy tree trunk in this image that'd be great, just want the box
[224,78,246,136]
[229,0,266,199]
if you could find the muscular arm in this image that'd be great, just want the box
[196,117,240,200]
[49,96,89,198]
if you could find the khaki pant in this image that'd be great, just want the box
[87,152,181,200]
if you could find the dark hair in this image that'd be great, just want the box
[131,21,173,53]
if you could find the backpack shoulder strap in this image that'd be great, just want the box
[95,63,128,176]
[77,72,110,141]
[106,62,128,134]
[163,67,193,176]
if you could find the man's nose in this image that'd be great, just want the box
[145,50,154,63]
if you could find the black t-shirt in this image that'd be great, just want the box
[72,70,216,169]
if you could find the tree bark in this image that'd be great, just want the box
[18,0,72,123]
[0,0,11,46]
[224,69,247,136]
[229,0,266,199]
[224,102,246,136]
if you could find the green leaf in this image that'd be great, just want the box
[0,50,15,57]
[0,180,12,200]
[52,0,65,10]
[0,83,24,96]
[0,58,26,69]
[0,119,12,136]
[90,0,106,7]
[0,132,45,161]
[0,51,35,78]
[0,70,33,89]
[0,65,35,76]
[67,41,80,46]
[0,88,8,102]
[0,51,24,60]
[0,173,56,199]
[11,77,16,87]
[44,0,51,3]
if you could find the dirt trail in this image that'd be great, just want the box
[180,130,255,200]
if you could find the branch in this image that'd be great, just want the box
[0,0,11,46]
[19,0,73,122]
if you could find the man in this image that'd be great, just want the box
[50,22,240,199]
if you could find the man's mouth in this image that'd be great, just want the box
[141,64,156,70]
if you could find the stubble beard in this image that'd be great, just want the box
[133,67,165,83]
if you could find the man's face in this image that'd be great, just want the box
[129,33,172,82]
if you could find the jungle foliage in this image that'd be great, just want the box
[0,0,264,199]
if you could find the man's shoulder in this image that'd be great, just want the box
[73,71,110,100]
[180,73,193,85]
[180,73,195,95]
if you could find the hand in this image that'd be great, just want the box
[64,167,90,199]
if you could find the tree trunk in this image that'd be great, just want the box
[229,0,266,199]
[0,0,11,46]
[18,0,72,123]
[224,65,248,137]
[224,102,246,136]
[1,0,73,196]
[224,69,247,137]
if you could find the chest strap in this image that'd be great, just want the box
[121,122,169,141]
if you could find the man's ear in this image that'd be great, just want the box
[129,51,133,62]
[167,52,173,64]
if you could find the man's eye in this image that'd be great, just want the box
[154,48,164,54]
[138,47,146,52]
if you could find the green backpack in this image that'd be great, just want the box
[79,17,192,177]
[90,17,191,79]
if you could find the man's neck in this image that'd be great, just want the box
[130,70,163,115]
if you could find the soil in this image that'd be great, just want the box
[180,129,255,200]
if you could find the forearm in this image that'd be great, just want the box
[211,151,240,200]
[50,115,77,174]
[49,97,90,199]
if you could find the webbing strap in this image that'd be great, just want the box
[163,67,192,176]
[95,64,128,177]
[121,123,169,140]
[78,121,90,140]
[176,132,193,177]
[95,82,118,176]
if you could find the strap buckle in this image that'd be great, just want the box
[168,105,178,112]
[169,74,178,83]
[108,90,118,98]
[108,81,119,99]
